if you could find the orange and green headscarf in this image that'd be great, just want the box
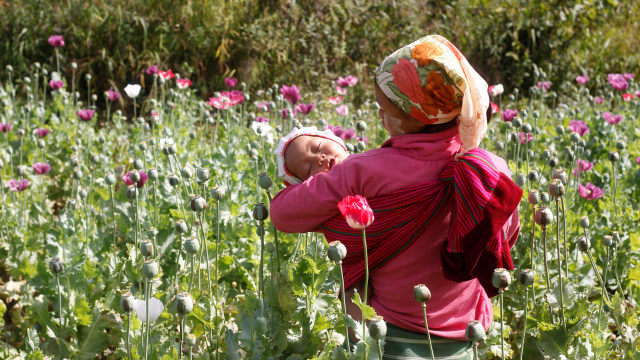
[375,34,489,153]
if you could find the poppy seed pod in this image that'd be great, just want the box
[465,320,486,342]
[548,179,565,198]
[189,132,196,140]
[149,138,156,146]
[37,139,46,149]
[211,186,224,200]
[552,168,568,185]
[181,166,193,179]
[67,199,77,210]
[579,216,590,229]
[570,133,581,143]
[90,154,100,164]
[356,121,367,132]
[346,143,355,153]
[578,235,590,252]
[128,170,141,183]
[612,231,620,244]
[253,203,269,221]
[327,241,347,263]
[168,174,180,187]
[265,242,275,254]
[540,192,550,204]
[140,240,154,258]
[608,151,619,162]
[528,190,540,205]
[603,235,614,248]
[509,132,518,143]
[190,195,207,213]
[249,148,259,159]
[256,226,264,237]
[126,186,138,199]
[174,219,188,234]
[182,236,199,257]
[548,157,559,168]
[78,188,87,199]
[133,159,144,170]
[368,316,387,340]
[413,284,432,303]
[515,174,527,187]
[138,143,147,151]
[522,123,532,133]
[173,292,194,316]
[527,170,539,182]
[534,206,554,226]
[258,172,272,190]
[49,257,63,274]
[148,168,158,181]
[494,141,505,151]
[254,316,267,335]
[492,268,511,289]
[185,334,197,348]
[616,140,626,151]
[120,292,136,313]
[519,269,535,286]
[165,143,178,155]
[196,167,210,182]
[72,167,83,180]
[512,117,523,128]
[16,165,26,177]
[142,260,159,278]
[357,141,366,152]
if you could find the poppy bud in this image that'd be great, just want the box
[603,235,613,248]
[253,203,268,221]
[512,117,522,128]
[149,138,156,146]
[126,186,138,199]
[608,151,619,162]
[522,123,532,133]
[528,190,539,205]
[616,140,626,151]
[49,257,63,274]
[181,166,193,179]
[120,292,136,313]
[37,139,46,149]
[356,121,367,132]
[534,206,554,226]
[346,143,355,153]
[249,149,259,159]
[519,269,535,286]
[173,292,194,316]
[578,235,590,252]
[164,143,177,155]
[579,216,589,229]
[133,159,144,170]
[256,226,264,237]
[175,219,188,234]
[189,132,196,140]
[185,334,197,348]
[140,240,154,258]
[190,195,207,213]
[16,165,26,177]
[211,186,224,200]
[129,170,141,183]
[494,141,504,151]
[78,188,87,199]
[570,133,580,143]
[357,141,366,151]
[548,179,565,198]
[148,168,158,181]
[142,260,159,278]
[413,284,431,303]
[138,143,147,151]
[254,316,267,335]
[327,241,347,263]
[492,268,511,289]
[196,167,210,182]
[168,174,180,187]
[183,236,199,255]
[465,320,486,342]
[612,231,620,244]
[67,199,77,210]
[258,172,272,189]
[368,316,387,340]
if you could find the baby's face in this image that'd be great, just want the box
[284,135,348,181]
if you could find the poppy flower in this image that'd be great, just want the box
[124,84,142,98]
[336,86,347,95]
[134,298,164,322]
[607,73,628,91]
[295,103,315,115]
[225,77,238,88]
[537,81,551,91]
[501,109,518,122]
[280,108,296,119]
[107,89,120,101]
[337,195,374,229]
[37,128,50,138]
[488,84,504,97]
[32,162,51,175]
[337,75,358,88]
[158,69,175,80]
[623,73,635,81]
[622,93,634,102]
[254,116,269,123]
[575,75,589,85]
[519,132,533,144]
[122,171,148,188]
[280,84,301,105]
[0,123,13,133]
[176,78,191,89]
[145,65,158,75]
[602,112,622,125]
[594,97,604,105]
[572,159,593,177]
[578,183,604,200]
[568,120,589,136]
[208,96,231,110]
[256,102,270,111]
[335,105,349,117]
[8,179,30,192]
[328,95,343,105]
[77,109,95,122]
[49,80,64,90]
[490,102,499,116]
[48,35,65,47]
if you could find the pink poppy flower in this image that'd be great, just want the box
[357,135,369,144]
[107,89,120,101]
[8,179,30,192]
[635,91,640,98]
[336,86,347,95]
[295,103,315,115]
[337,75,358,88]
[208,96,231,110]
[254,116,269,123]
[37,128,50,138]
[488,84,504,97]
[224,77,237,88]
[537,81,551,91]
[568,120,589,136]
[280,84,300,105]
[572,159,593,177]
[578,183,604,200]
[501,109,518,122]
[151,112,159,121]
[122,171,148,188]
[623,73,635,81]
[622,93,634,102]
[519,132,533,144]
[575,75,589,85]
[176,78,191,89]
[637,156,640,165]
[146,65,158,75]
[32,162,51,175]
[77,109,95,122]
[256,102,270,111]
[48,35,65,47]
[49,80,64,90]
[158,69,175,80]
[0,123,13,133]
[326,125,355,141]
[594,96,604,105]
[602,112,622,125]
[337,195,374,229]
[490,102,499,116]
[328,95,343,105]
[280,108,296,119]
[221,90,244,106]
[335,104,349,117]
[607,73,628,91]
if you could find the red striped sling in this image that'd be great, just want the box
[319,148,522,297]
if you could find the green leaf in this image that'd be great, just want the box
[225,328,242,360]
[351,290,376,321]
[77,309,109,360]
[74,297,93,326]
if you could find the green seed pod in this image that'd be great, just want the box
[515,174,526,187]
[49,257,63,274]
[211,186,224,200]
[578,235,590,252]
[190,195,207,213]
[148,168,158,181]
[548,157,559,168]
[254,316,267,335]
[98,135,106,144]
[174,219,188,234]
[37,139,46,149]
[608,151,619,162]
[168,174,180,187]
[492,268,511,289]
[540,192,550,204]
[548,179,565,198]
[258,172,272,190]
[104,173,116,186]
[253,203,268,221]
[249,148,259,159]
[173,292,194,316]
[183,236,199,255]
[465,320,486,342]
[603,235,613,248]
[579,216,590,229]
[6,147,13,155]
[149,138,156,146]
[534,206,554,226]
[140,240,154,258]
[189,131,196,140]
[196,167,210,182]
[368,316,387,340]
[327,241,347,263]
[67,199,77,210]
[577,139,586,148]
[90,154,100,164]
[520,109,528,118]
[126,186,138,200]
[528,170,539,182]
[494,141,504,151]
[16,165,27,177]
[356,121,367,132]
[522,123,532,133]
[519,269,535,286]
[138,143,147,151]
[120,292,136,313]
[512,117,522,128]
[166,143,178,155]
[133,159,144,170]
[78,188,87,199]
[570,133,580,143]
[129,170,141,183]
[565,147,575,161]
[318,119,327,127]
[612,231,620,244]
[142,260,159,278]
[552,168,568,185]
[181,166,193,179]
[72,167,83,180]
[185,334,197,348]
[256,226,264,237]
[509,132,518,143]
[528,190,539,205]
[346,143,355,153]
[357,141,366,152]
[413,284,431,303]
[542,149,551,159]
[616,140,626,151]
[265,242,275,254]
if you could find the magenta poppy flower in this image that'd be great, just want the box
[146,65,159,75]
[32,162,51,175]
[225,77,238,88]
[572,159,593,177]
[602,112,622,125]
[295,103,315,115]
[0,123,12,133]
[623,73,635,81]
[594,96,604,105]
[635,91,640,98]
[519,132,533,144]
[254,116,269,123]
[637,156,640,165]
[280,84,300,105]
[607,73,628,91]
[328,95,343,105]
[122,171,148,188]
[256,102,270,111]
[336,86,347,95]
[337,75,358,88]
[623,93,634,102]
[357,135,369,144]
[280,108,296,119]
[37,128,50,138]
[49,80,64,90]
[537,81,551,91]
[48,35,65,47]
[335,104,349,117]
[501,109,518,122]
[107,89,120,101]
[568,120,589,136]
[578,183,604,200]
[575,75,589,85]
[77,109,95,122]
[8,179,30,192]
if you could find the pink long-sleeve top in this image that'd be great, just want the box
[270,127,520,340]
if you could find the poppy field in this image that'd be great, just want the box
[1,34,640,360]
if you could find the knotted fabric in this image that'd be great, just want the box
[320,148,521,297]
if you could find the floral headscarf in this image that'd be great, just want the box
[375,34,489,154]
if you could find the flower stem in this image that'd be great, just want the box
[362,228,370,349]
[145,279,150,360]
[500,288,505,359]
[560,196,569,278]
[422,303,435,360]
[541,226,551,291]
[56,274,63,360]
[554,199,567,331]
[376,339,383,360]
[126,314,131,360]
[519,288,529,360]
[337,261,350,350]
[530,204,536,306]
[188,255,195,294]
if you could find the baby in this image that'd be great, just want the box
[275,126,349,186]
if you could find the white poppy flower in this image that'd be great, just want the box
[124,84,142,99]
[134,298,164,322]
